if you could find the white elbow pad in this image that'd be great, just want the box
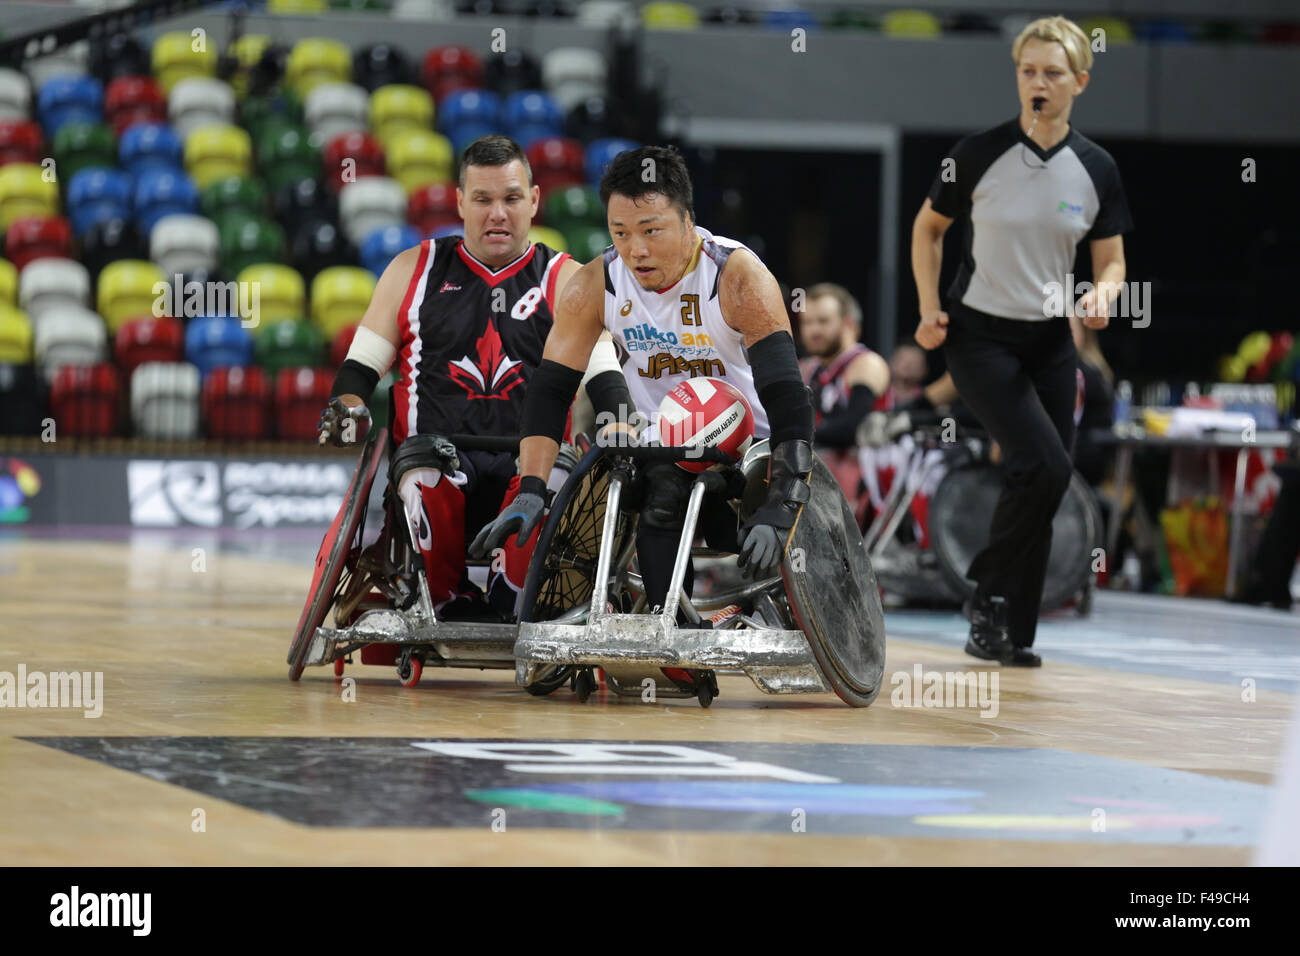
[345,325,397,376]
[581,334,621,386]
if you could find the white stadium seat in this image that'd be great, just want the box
[18,258,92,322]
[168,77,236,141]
[0,68,32,120]
[304,82,370,145]
[542,48,607,112]
[338,176,406,246]
[150,214,220,278]
[34,304,108,382]
[131,360,201,439]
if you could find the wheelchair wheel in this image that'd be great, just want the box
[928,464,1103,612]
[287,427,389,681]
[518,445,635,695]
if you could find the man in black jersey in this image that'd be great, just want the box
[317,135,593,620]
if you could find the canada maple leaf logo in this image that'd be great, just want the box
[447,318,525,401]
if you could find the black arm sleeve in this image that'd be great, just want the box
[330,359,380,400]
[814,384,877,448]
[749,330,814,447]
[519,359,583,444]
[584,369,635,427]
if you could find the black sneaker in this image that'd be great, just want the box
[963,592,1010,662]
[1003,645,1043,667]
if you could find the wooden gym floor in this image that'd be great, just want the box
[1,530,1295,866]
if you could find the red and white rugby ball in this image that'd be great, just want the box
[655,377,755,473]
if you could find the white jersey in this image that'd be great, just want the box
[601,226,770,439]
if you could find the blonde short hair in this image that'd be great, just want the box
[1012,16,1093,74]
[807,282,862,328]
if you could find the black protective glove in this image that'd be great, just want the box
[317,396,371,446]
[468,476,550,556]
[736,439,812,579]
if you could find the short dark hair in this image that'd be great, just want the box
[459,134,532,188]
[598,145,694,222]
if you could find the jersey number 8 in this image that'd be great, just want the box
[511,286,544,321]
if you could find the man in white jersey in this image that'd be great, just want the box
[471,145,815,626]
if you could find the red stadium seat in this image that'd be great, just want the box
[105,76,166,136]
[329,322,359,369]
[114,315,184,379]
[421,46,483,104]
[3,216,73,271]
[323,130,385,194]
[0,120,43,167]
[274,365,332,439]
[50,362,120,436]
[203,364,270,439]
[406,181,458,234]
[526,136,584,181]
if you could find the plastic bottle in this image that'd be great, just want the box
[1114,380,1132,433]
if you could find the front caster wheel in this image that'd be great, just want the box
[396,654,423,688]
[573,669,596,703]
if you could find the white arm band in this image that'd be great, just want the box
[580,332,621,386]
[345,325,397,376]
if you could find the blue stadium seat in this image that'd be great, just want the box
[185,314,254,378]
[134,169,200,234]
[438,88,501,132]
[66,167,133,237]
[584,137,638,186]
[503,90,565,135]
[37,76,104,136]
[119,122,184,178]
[359,223,422,277]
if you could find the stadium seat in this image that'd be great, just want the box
[305,83,370,144]
[323,130,386,193]
[34,305,108,381]
[0,120,43,166]
[484,51,543,96]
[52,122,116,180]
[407,181,458,234]
[119,122,183,177]
[168,77,236,140]
[763,9,818,32]
[67,167,133,238]
[447,123,498,158]
[0,259,15,306]
[90,33,151,85]
[227,34,274,101]
[103,76,166,136]
[257,124,320,193]
[0,304,34,363]
[274,365,333,439]
[24,49,88,93]
[527,225,568,253]
[184,124,252,189]
[575,0,637,30]
[421,46,484,104]
[152,32,217,94]
[18,258,91,321]
[541,182,602,232]
[241,94,303,146]
[286,39,352,100]
[354,43,416,92]
[438,89,501,134]
[235,263,306,328]
[114,315,184,378]
[328,322,360,368]
[134,169,201,234]
[0,362,45,436]
[1136,20,1192,44]
[97,259,166,334]
[641,1,701,30]
[150,214,220,277]
[944,12,998,35]
[185,315,255,377]
[503,90,565,148]
[360,223,421,276]
[130,361,201,438]
[541,49,606,112]
[218,213,287,277]
[882,10,942,38]
[4,216,73,271]
[393,0,457,20]
[310,266,376,339]
[290,219,355,283]
[269,0,329,12]
[254,318,325,380]
[80,218,147,282]
[37,75,104,136]
[370,84,434,146]
[583,137,637,186]
[386,129,454,193]
[0,69,33,121]
[201,176,268,225]
[203,364,271,439]
[1079,17,1135,45]
[276,177,338,236]
[338,176,406,246]
[565,95,613,144]
[49,362,120,436]
[0,163,59,228]
[429,223,463,241]
[562,223,611,261]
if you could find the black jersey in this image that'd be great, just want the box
[392,238,571,444]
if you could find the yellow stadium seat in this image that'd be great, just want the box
[882,10,942,38]
[0,164,59,230]
[641,2,701,30]
[528,226,568,254]
[286,39,352,100]
[310,266,376,341]
[0,303,34,363]
[236,263,306,331]
[97,260,166,335]
[0,259,17,307]
[269,0,329,12]
[370,85,435,145]
[153,31,217,94]
[1080,17,1135,45]
[386,130,454,194]
[229,34,273,100]
[183,124,253,189]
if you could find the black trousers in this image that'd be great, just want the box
[943,302,1078,647]
[1246,460,1300,602]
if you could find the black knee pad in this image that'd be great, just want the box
[640,463,694,530]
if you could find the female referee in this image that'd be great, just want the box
[911,15,1133,666]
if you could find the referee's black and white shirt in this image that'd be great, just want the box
[928,118,1133,320]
